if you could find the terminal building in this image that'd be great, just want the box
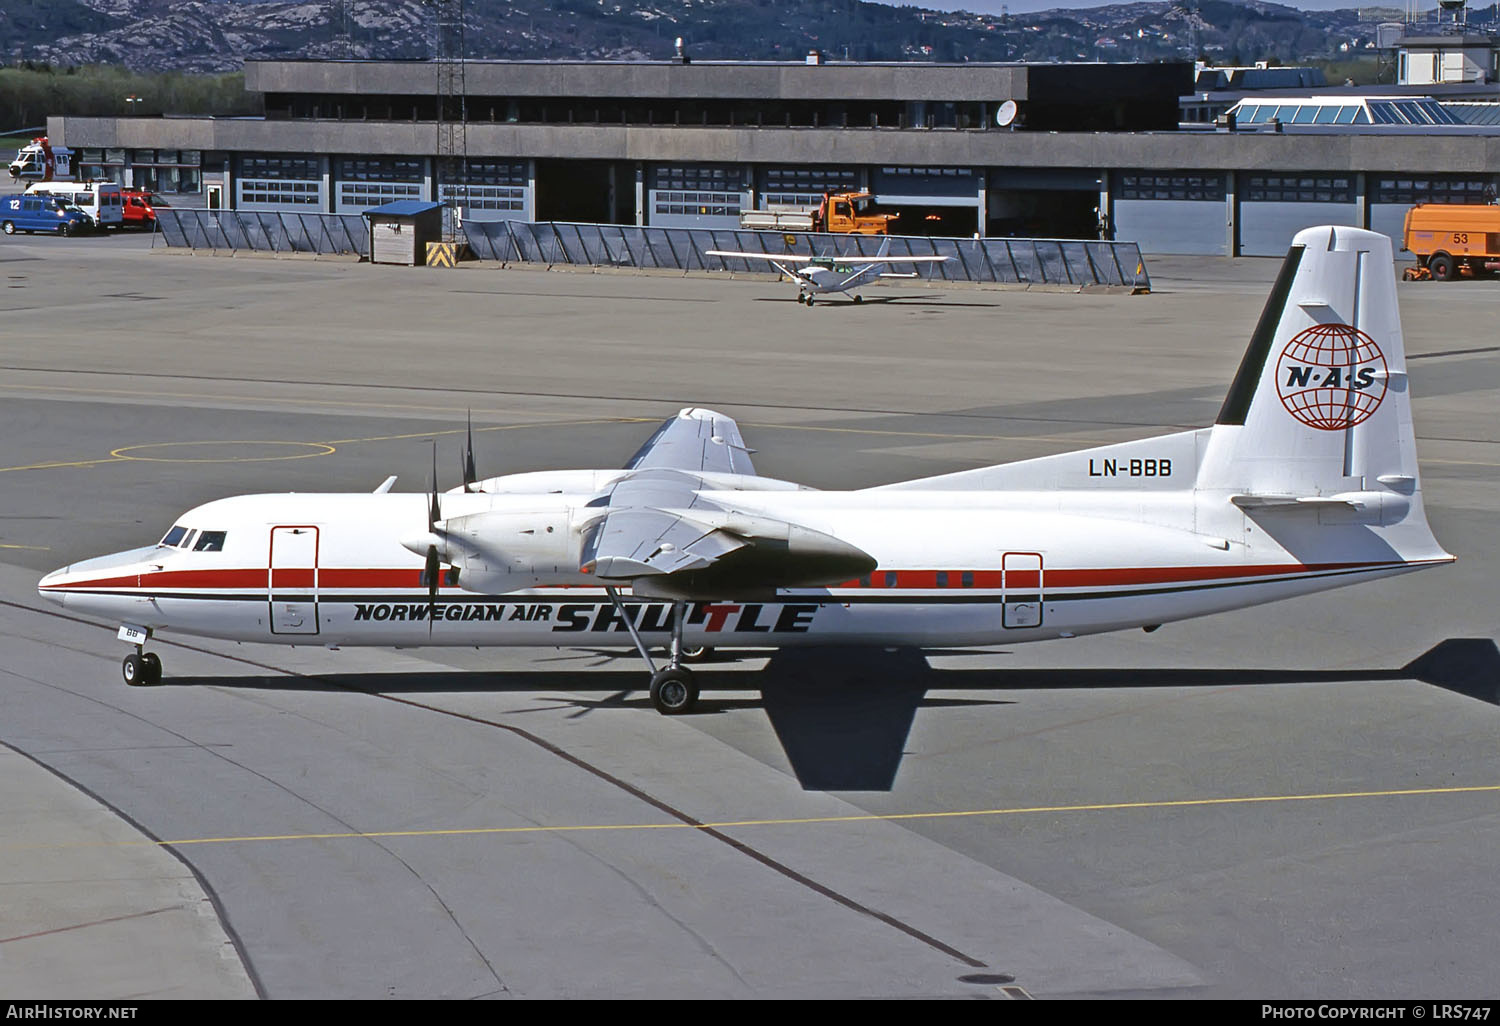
[44,53,1500,257]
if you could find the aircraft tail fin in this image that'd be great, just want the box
[1195,225,1448,561]
[1198,226,1415,496]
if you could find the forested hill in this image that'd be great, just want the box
[2,0,1494,74]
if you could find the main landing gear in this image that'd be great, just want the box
[605,587,698,715]
[122,648,162,686]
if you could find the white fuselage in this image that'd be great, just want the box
[795,263,881,294]
[37,482,1431,652]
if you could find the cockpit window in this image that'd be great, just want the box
[181,530,198,550]
[193,530,227,552]
[159,525,188,547]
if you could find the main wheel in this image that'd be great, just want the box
[805,295,815,307]
[1,221,13,235]
[142,652,162,685]
[680,644,711,662]
[853,294,863,303]
[122,653,146,686]
[1430,252,1456,281]
[649,667,698,715]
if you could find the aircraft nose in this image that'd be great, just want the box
[38,566,70,607]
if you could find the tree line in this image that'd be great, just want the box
[0,64,260,132]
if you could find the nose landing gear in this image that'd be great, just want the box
[117,624,161,685]
[122,649,162,686]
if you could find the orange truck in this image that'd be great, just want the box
[739,191,895,235]
[1402,203,1500,281]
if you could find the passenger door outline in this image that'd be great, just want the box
[268,525,319,635]
[1002,551,1043,629]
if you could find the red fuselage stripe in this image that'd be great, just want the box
[41,561,1400,594]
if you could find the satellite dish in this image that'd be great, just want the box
[995,100,1019,127]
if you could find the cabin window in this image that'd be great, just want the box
[935,571,949,588]
[961,571,974,588]
[884,571,897,588]
[193,530,227,552]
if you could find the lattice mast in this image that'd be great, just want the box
[432,0,468,242]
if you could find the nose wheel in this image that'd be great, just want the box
[122,650,162,686]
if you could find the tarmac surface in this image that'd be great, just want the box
[0,222,1496,999]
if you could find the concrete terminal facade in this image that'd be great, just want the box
[45,57,1500,256]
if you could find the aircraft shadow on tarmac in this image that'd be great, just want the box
[167,638,1498,792]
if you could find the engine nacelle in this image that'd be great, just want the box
[443,510,592,590]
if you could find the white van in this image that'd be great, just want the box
[25,181,124,231]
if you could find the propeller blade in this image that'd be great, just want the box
[462,410,478,492]
[425,545,441,635]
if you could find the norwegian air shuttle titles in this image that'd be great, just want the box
[40,227,1453,714]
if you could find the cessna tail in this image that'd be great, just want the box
[40,226,1451,713]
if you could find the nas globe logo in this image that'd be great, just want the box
[1275,323,1387,431]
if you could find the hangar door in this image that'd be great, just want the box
[646,163,748,230]
[872,165,979,236]
[1239,172,1360,258]
[1111,171,1227,255]
[335,157,426,215]
[439,160,532,223]
[987,168,1101,240]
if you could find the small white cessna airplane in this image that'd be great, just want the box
[40,227,1451,714]
[705,238,950,305]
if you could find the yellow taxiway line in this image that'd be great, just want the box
[4,783,1495,853]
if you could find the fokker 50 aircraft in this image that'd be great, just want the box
[41,227,1451,714]
[705,238,950,305]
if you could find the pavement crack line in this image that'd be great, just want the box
[0,596,992,972]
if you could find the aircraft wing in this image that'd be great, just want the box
[704,250,816,263]
[581,507,747,578]
[855,256,950,264]
[576,409,875,595]
[624,407,756,476]
[580,484,875,594]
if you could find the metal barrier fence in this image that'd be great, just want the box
[155,209,1150,289]
[464,220,1151,289]
[156,209,369,256]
